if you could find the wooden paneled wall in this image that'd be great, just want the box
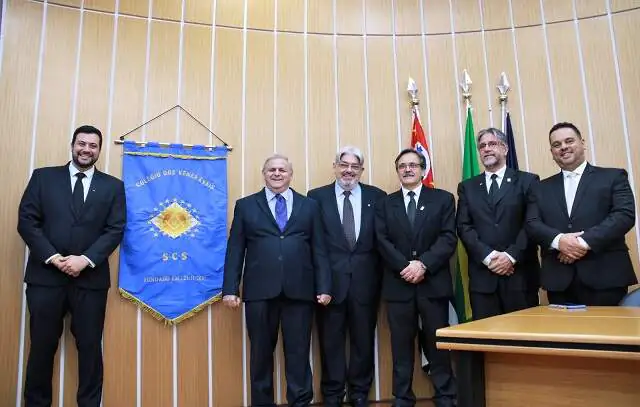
[0,0,639,406]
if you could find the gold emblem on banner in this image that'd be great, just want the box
[151,202,200,238]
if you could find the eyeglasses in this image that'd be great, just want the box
[397,163,422,171]
[337,161,362,171]
[477,141,504,150]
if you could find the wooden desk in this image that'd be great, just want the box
[436,306,640,407]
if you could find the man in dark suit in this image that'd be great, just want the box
[222,154,332,407]
[526,122,637,305]
[18,125,126,407]
[456,127,540,320]
[376,149,457,407]
[307,146,386,407]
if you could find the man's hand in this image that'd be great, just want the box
[558,232,588,260]
[317,294,332,306]
[488,253,514,276]
[222,295,241,309]
[557,252,576,264]
[400,260,426,284]
[50,255,67,273]
[59,255,89,277]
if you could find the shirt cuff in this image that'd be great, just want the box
[551,234,563,250]
[503,252,516,264]
[45,253,61,264]
[577,237,590,250]
[482,250,498,266]
[82,255,95,268]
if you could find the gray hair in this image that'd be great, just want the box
[335,146,364,165]
[262,153,293,173]
[477,127,507,144]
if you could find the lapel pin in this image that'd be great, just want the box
[420,206,424,211]
[506,178,511,183]
[367,203,371,207]
[480,182,484,186]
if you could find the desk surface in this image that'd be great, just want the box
[437,306,640,345]
[436,306,640,359]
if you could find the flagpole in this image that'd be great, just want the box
[497,72,511,132]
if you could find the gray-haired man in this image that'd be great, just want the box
[308,147,386,407]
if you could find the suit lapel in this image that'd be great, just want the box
[477,174,491,206]
[391,190,412,235]
[62,164,77,219]
[411,187,432,237]
[80,170,101,216]
[569,163,593,218]
[494,168,515,206]
[284,190,303,232]
[355,185,376,250]
[552,172,570,219]
[327,183,352,250]
[256,188,281,230]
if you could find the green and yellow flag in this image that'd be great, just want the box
[454,106,481,323]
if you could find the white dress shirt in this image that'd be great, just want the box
[482,165,516,266]
[484,165,507,193]
[265,187,293,220]
[551,160,590,250]
[335,183,362,240]
[69,163,95,201]
[401,184,422,211]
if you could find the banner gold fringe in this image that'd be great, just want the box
[123,151,226,160]
[119,288,223,325]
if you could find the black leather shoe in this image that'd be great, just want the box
[350,398,369,407]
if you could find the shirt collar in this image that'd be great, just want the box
[69,162,95,180]
[335,182,361,198]
[401,184,423,199]
[485,165,507,180]
[265,187,292,202]
[562,160,588,178]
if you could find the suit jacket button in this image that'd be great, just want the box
[412,251,417,256]
[568,223,572,229]
[494,223,499,227]
[280,235,284,239]
[278,255,283,261]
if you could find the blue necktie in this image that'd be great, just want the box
[275,194,287,232]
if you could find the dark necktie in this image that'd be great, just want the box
[275,194,287,232]
[73,172,86,213]
[407,191,416,226]
[342,190,356,249]
[488,173,498,205]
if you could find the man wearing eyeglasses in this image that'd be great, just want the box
[375,148,457,407]
[308,146,386,407]
[456,127,541,321]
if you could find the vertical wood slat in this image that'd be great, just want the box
[0,2,639,406]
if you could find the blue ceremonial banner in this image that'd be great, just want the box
[118,141,228,323]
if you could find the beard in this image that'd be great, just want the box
[72,152,97,169]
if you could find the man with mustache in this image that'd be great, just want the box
[223,154,331,407]
[526,122,637,305]
[456,127,541,320]
[18,125,126,407]
[375,149,457,407]
[307,146,386,407]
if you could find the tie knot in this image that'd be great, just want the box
[275,193,284,202]
[408,191,415,198]
[76,172,86,180]
[491,174,498,180]
[343,190,351,197]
